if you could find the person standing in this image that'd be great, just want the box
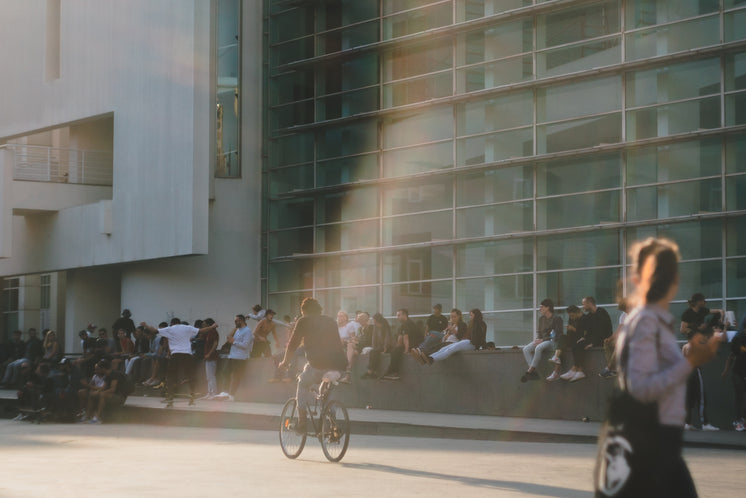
[250,310,279,359]
[224,314,253,401]
[112,309,136,338]
[141,318,217,407]
[201,318,220,400]
[594,238,721,497]
[722,312,746,431]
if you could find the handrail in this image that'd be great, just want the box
[0,144,113,186]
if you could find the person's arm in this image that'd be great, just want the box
[204,334,218,360]
[230,330,252,351]
[140,322,159,335]
[197,323,218,335]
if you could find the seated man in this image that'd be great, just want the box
[409,304,449,361]
[79,359,129,424]
[278,298,347,433]
[521,299,563,382]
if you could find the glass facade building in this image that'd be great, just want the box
[263,0,746,345]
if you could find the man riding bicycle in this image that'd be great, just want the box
[278,298,348,434]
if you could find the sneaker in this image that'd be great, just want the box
[339,374,351,384]
[546,371,560,382]
[560,370,576,381]
[598,368,611,378]
[88,416,102,424]
[226,394,235,402]
[702,423,719,431]
[734,420,745,432]
[382,374,401,381]
[570,371,587,382]
[684,423,696,431]
[548,355,561,365]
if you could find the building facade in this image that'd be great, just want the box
[264,0,746,344]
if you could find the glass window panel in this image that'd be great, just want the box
[316,154,379,187]
[271,70,313,105]
[456,92,532,137]
[626,59,721,108]
[316,287,379,317]
[538,231,620,271]
[726,93,746,126]
[316,21,379,56]
[625,0,720,29]
[383,245,454,283]
[268,292,312,321]
[537,37,621,78]
[317,187,378,223]
[538,268,621,309]
[383,72,453,107]
[457,165,533,207]
[538,77,621,123]
[269,260,313,292]
[537,191,620,230]
[384,42,452,81]
[384,107,453,149]
[727,175,746,211]
[537,113,622,154]
[627,138,722,186]
[318,54,380,95]
[316,87,379,121]
[315,254,379,288]
[383,141,453,177]
[383,2,453,39]
[456,55,533,93]
[626,97,721,141]
[536,268,621,308]
[726,134,746,174]
[537,153,621,197]
[725,10,746,43]
[457,238,533,277]
[457,202,533,237]
[384,0,444,15]
[728,259,746,297]
[382,280,452,316]
[270,100,314,130]
[270,7,314,43]
[269,133,314,168]
[456,0,532,22]
[457,275,533,311]
[627,179,722,222]
[317,120,378,160]
[269,228,314,258]
[383,177,452,216]
[271,37,314,66]
[488,311,535,347]
[679,260,723,300]
[216,0,241,178]
[727,216,746,257]
[457,21,532,66]
[270,198,314,229]
[627,219,722,261]
[269,164,314,195]
[625,16,720,61]
[725,0,746,8]
[383,211,453,246]
[537,0,620,49]
[319,0,379,29]
[456,128,533,166]
[316,220,379,252]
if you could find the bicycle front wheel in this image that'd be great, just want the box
[279,398,306,459]
[319,400,350,462]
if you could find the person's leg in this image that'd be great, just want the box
[685,370,697,426]
[182,354,197,398]
[384,345,403,376]
[522,342,536,368]
[229,359,248,396]
[295,363,323,428]
[530,340,554,369]
[205,360,217,396]
[366,348,382,375]
[733,374,746,422]
[165,355,179,401]
[430,340,474,362]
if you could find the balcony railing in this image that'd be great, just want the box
[2,144,113,186]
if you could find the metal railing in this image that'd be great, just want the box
[2,144,113,186]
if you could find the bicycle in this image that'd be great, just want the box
[279,370,351,462]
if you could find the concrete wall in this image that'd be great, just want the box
[63,267,121,354]
[224,347,739,429]
[0,0,212,275]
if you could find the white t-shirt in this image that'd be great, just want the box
[338,322,357,343]
[157,324,199,355]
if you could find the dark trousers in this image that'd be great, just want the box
[384,345,404,375]
[733,373,746,421]
[166,353,196,401]
[366,348,385,375]
[250,340,272,358]
[228,358,248,395]
[685,367,708,426]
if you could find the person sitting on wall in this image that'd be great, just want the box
[409,304,448,362]
[381,309,422,381]
[599,298,627,379]
[419,308,487,364]
[78,359,130,424]
[521,299,563,382]
[360,313,393,379]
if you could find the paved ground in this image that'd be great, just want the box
[0,420,742,498]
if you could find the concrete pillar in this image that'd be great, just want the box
[63,267,121,354]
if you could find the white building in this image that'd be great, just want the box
[0,0,262,352]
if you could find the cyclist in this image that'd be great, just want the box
[278,297,347,434]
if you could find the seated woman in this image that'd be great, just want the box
[419,309,487,364]
[559,305,588,381]
[412,308,467,362]
[42,330,61,364]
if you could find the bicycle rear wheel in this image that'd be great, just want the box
[279,398,306,459]
[319,400,350,462]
